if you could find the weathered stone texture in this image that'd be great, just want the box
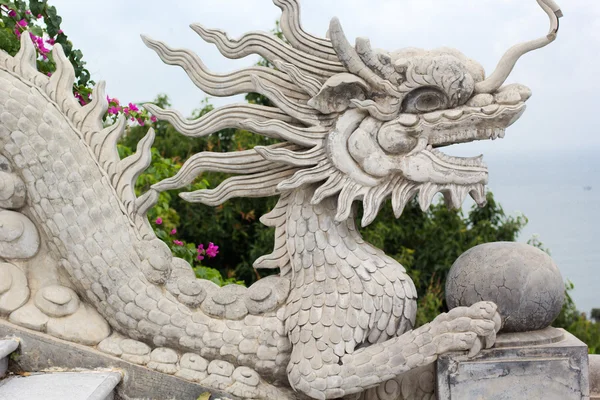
[437,329,590,400]
[446,242,565,332]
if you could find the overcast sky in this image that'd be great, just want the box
[50,0,600,156]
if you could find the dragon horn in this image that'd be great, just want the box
[329,17,402,96]
[475,0,563,94]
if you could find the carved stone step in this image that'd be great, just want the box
[0,339,19,379]
[0,371,122,400]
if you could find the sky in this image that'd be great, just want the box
[49,0,600,157]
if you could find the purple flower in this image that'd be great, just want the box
[206,242,219,258]
[58,29,63,34]
[155,217,163,225]
[170,229,177,235]
[197,254,205,261]
[151,116,157,123]
[17,19,27,27]
[108,106,120,115]
[37,14,42,19]
[8,10,16,17]
[173,240,184,246]
[25,10,31,15]
[46,38,55,45]
[137,118,145,126]
[128,103,139,113]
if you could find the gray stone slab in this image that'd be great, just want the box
[591,354,600,400]
[0,319,236,400]
[437,329,590,400]
[0,372,121,400]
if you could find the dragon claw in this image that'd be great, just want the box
[432,301,501,358]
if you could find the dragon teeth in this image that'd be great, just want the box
[418,183,439,211]
[469,184,487,206]
[429,148,485,168]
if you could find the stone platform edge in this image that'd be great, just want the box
[0,318,237,400]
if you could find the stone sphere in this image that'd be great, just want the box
[446,242,564,333]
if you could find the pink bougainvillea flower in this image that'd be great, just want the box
[14,28,21,39]
[206,242,219,258]
[17,19,27,27]
[197,244,205,252]
[155,217,163,225]
[128,103,139,113]
[47,72,52,77]
[197,254,205,261]
[74,92,86,105]
[151,116,158,123]
[58,29,63,34]
[123,107,130,115]
[170,229,177,235]
[137,118,145,126]
[108,106,120,115]
[8,10,16,17]
[37,14,42,19]
[173,240,184,246]
[25,10,31,15]
[46,38,55,45]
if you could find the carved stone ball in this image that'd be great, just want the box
[446,242,564,333]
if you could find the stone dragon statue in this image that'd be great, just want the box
[0,0,561,398]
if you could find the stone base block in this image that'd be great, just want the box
[591,355,600,400]
[437,327,590,400]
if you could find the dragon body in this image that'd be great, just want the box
[0,1,561,399]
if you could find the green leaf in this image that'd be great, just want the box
[0,27,20,56]
[196,393,211,400]
[29,25,43,37]
[29,0,45,16]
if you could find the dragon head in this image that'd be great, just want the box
[143,0,561,228]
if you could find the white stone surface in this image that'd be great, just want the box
[0,339,18,378]
[0,371,122,400]
[0,211,40,259]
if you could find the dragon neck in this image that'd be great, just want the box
[283,185,417,348]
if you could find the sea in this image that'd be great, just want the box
[457,149,599,316]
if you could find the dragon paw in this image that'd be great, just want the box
[430,301,501,358]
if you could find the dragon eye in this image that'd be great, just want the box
[402,87,449,114]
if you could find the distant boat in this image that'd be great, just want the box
[584,186,592,191]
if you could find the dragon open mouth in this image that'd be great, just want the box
[420,101,527,170]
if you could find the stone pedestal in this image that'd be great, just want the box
[437,327,590,399]
[590,355,600,400]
